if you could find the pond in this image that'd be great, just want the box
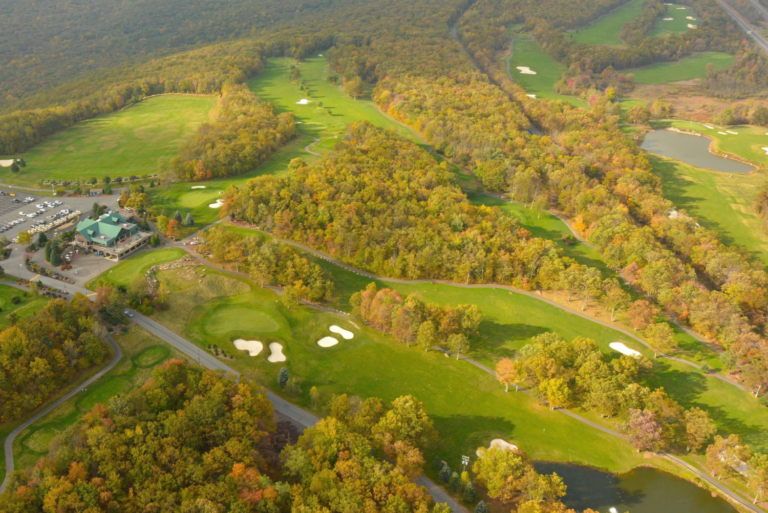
[534,462,737,513]
[640,130,755,174]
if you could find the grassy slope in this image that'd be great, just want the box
[649,4,698,37]
[0,284,49,327]
[628,52,735,84]
[654,120,768,167]
[648,153,768,265]
[10,326,182,473]
[507,39,586,108]
[2,95,218,187]
[85,247,187,289]
[570,0,645,46]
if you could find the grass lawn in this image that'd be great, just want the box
[10,326,181,474]
[570,0,644,47]
[151,264,645,473]
[649,4,698,37]
[628,52,735,84]
[653,120,768,167]
[1,95,218,187]
[506,40,586,108]
[85,247,187,289]
[0,284,49,327]
[648,153,768,265]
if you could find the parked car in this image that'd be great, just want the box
[124,310,134,318]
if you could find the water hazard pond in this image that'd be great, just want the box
[534,462,737,513]
[640,130,755,174]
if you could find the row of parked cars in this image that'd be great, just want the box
[0,202,71,233]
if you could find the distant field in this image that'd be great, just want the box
[649,3,697,37]
[570,0,644,46]
[654,120,768,166]
[628,52,735,84]
[648,153,768,266]
[507,40,586,107]
[0,95,218,187]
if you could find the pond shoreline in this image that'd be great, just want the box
[639,129,757,174]
[663,126,761,171]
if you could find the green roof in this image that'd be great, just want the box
[76,212,136,246]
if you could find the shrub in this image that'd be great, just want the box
[10,296,20,305]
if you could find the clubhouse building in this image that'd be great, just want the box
[73,211,151,260]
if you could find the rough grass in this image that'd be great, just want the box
[85,247,187,289]
[2,95,218,187]
[628,52,735,84]
[654,120,768,166]
[648,153,768,265]
[11,326,180,473]
[0,284,49,327]
[570,0,645,47]
[506,39,586,107]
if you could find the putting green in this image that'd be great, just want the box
[133,345,171,368]
[1,95,218,187]
[203,305,281,335]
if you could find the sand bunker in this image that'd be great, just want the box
[718,131,728,135]
[526,94,536,98]
[209,199,224,208]
[476,439,519,458]
[296,99,311,105]
[677,6,686,9]
[726,130,738,135]
[318,336,339,348]
[0,160,15,167]
[703,124,714,129]
[319,54,323,56]
[191,185,206,189]
[762,147,768,155]
[233,339,263,356]
[686,16,696,20]
[268,342,286,362]
[610,342,642,358]
[663,17,673,20]
[330,325,354,340]
[687,24,697,28]
[516,66,537,75]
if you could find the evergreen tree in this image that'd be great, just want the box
[174,210,182,223]
[37,232,47,245]
[278,367,289,389]
[434,456,442,469]
[184,212,195,226]
[474,501,488,513]
[104,184,112,195]
[50,242,62,266]
[439,463,452,484]
[449,471,461,493]
[10,162,19,173]
[463,481,477,503]
[44,241,52,262]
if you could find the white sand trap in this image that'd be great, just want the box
[233,339,263,356]
[268,342,286,362]
[718,131,728,135]
[663,17,673,20]
[0,160,15,167]
[516,66,537,75]
[726,130,738,135]
[209,199,224,208]
[319,54,323,56]
[191,185,206,189]
[686,16,696,20]
[762,147,768,155]
[703,125,714,129]
[526,94,536,98]
[318,336,339,348]
[677,6,686,9]
[476,439,518,458]
[687,24,697,28]
[610,342,642,358]
[330,325,354,340]
[296,99,311,105]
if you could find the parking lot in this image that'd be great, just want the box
[0,189,120,242]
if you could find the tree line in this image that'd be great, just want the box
[0,295,107,423]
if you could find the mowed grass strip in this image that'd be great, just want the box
[570,0,644,47]
[10,326,180,473]
[628,52,735,84]
[649,3,698,37]
[648,153,768,265]
[85,247,187,289]
[2,95,218,187]
[506,40,586,108]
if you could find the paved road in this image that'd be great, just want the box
[302,134,321,157]
[716,0,768,54]
[0,335,122,493]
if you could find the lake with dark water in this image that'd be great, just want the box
[534,462,737,513]
[640,130,755,174]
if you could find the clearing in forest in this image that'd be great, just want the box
[0,95,218,187]
[648,3,697,36]
[627,52,735,84]
[570,0,645,46]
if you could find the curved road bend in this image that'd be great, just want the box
[0,276,465,512]
[0,335,122,493]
